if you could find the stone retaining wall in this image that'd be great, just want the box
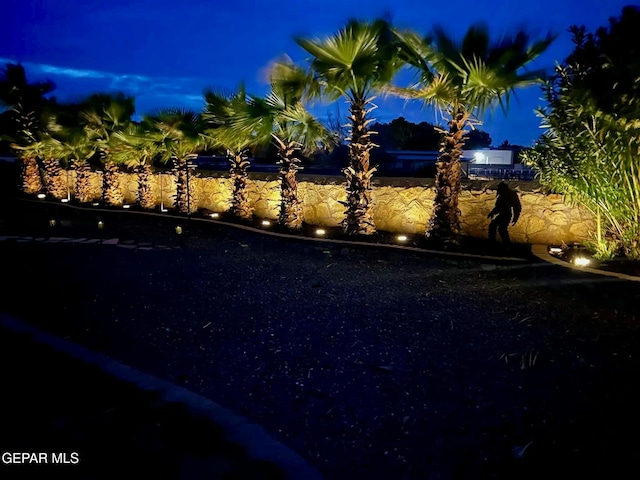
[71,170,595,245]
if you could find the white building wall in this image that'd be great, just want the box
[463,149,513,165]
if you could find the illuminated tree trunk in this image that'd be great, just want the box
[276,138,303,230]
[103,160,124,206]
[426,105,469,245]
[20,155,43,195]
[172,157,197,214]
[136,163,155,210]
[343,97,377,235]
[72,159,93,203]
[228,150,253,220]
[42,157,66,199]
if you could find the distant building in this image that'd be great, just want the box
[382,149,535,180]
[464,149,513,165]
[464,149,536,180]
[383,150,469,177]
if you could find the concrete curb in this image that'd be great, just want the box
[531,244,640,282]
[0,313,323,480]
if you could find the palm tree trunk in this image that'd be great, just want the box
[136,163,155,210]
[20,154,43,195]
[343,97,377,235]
[72,159,93,203]
[228,150,253,220]
[426,105,469,245]
[172,157,197,214]
[277,139,303,230]
[103,160,124,206]
[42,157,67,199]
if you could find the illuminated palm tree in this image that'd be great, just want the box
[391,24,554,245]
[47,107,97,203]
[295,19,402,235]
[82,93,135,206]
[145,108,207,214]
[20,133,67,200]
[229,60,333,229]
[202,86,257,220]
[0,63,55,194]
[111,123,161,210]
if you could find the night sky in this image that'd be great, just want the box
[2,0,633,147]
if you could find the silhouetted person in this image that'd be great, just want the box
[488,182,521,244]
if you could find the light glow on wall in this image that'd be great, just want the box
[474,152,486,163]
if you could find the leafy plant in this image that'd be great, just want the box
[522,6,640,259]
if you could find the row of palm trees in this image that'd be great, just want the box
[1,18,554,245]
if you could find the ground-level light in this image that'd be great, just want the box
[261,220,271,227]
[315,228,326,236]
[37,193,46,200]
[396,235,408,242]
[572,256,591,267]
[209,213,220,219]
[175,225,183,235]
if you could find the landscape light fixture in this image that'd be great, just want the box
[122,204,131,209]
[37,193,46,200]
[49,219,56,227]
[209,213,220,219]
[572,256,591,267]
[97,220,104,230]
[548,246,563,255]
[261,220,271,227]
[397,235,408,242]
[175,225,183,235]
[61,198,69,203]
[315,228,326,236]
[92,202,100,206]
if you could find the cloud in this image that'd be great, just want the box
[0,57,210,115]
[37,64,109,80]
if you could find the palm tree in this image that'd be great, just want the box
[229,60,333,229]
[0,63,55,194]
[46,106,97,203]
[391,24,554,245]
[145,109,208,214]
[110,123,161,210]
[202,86,258,220]
[82,93,135,206]
[295,19,402,235]
[20,132,67,200]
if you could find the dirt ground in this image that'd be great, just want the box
[1,195,640,479]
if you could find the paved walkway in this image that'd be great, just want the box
[1,196,637,479]
[0,313,323,480]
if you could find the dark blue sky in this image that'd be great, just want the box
[2,0,633,146]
